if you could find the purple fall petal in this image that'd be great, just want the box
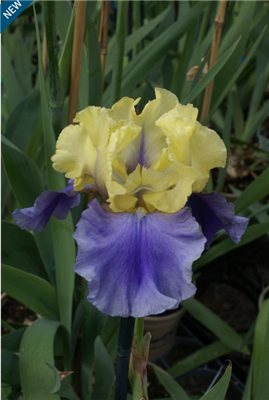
[73,199,206,318]
[187,192,249,248]
[13,181,80,233]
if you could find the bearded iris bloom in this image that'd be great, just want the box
[13,89,248,317]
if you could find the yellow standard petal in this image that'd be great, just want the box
[139,88,179,167]
[52,124,97,191]
[156,103,198,165]
[190,123,227,192]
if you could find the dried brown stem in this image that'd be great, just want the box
[200,0,228,124]
[42,28,47,74]
[99,1,110,93]
[68,0,87,124]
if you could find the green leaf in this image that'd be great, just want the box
[242,358,253,400]
[168,340,231,378]
[109,1,128,106]
[1,46,23,113]
[55,0,72,43]
[92,337,115,400]
[85,18,102,106]
[195,223,269,269]
[199,362,232,400]
[19,318,61,400]
[104,1,206,102]
[183,37,241,104]
[1,221,47,279]
[1,135,55,283]
[2,264,59,320]
[154,366,191,400]
[1,328,27,353]
[209,25,268,119]
[13,29,32,95]
[1,350,20,386]
[171,22,197,99]
[1,136,44,207]
[181,298,249,354]
[80,302,107,399]
[216,92,233,193]
[59,3,76,97]
[101,316,120,360]
[5,89,41,152]
[212,1,257,112]
[105,7,170,77]
[235,166,269,213]
[44,1,63,134]
[253,299,269,400]
[242,98,269,142]
[34,5,76,344]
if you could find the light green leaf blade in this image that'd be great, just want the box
[80,302,107,398]
[1,136,44,207]
[59,3,76,97]
[2,264,59,320]
[55,0,72,43]
[209,25,268,119]
[1,46,23,112]
[34,4,76,344]
[199,362,232,400]
[86,18,102,106]
[1,350,20,386]
[154,366,191,400]
[104,1,206,102]
[242,358,253,400]
[181,298,249,354]
[92,336,115,400]
[1,135,55,283]
[168,340,231,378]
[105,7,170,77]
[183,37,241,104]
[1,328,27,353]
[235,166,269,213]
[1,221,47,280]
[13,28,32,95]
[5,88,41,153]
[109,1,128,105]
[253,299,269,400]
[19,318,61,400]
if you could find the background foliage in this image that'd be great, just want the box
[1,1,269,400]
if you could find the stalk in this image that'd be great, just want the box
[134,318,144,354]
[200,0,228,124]
[99,0,110,94]
[44,1,63,134]
[42,28,47,73]
[110,0,128,106]
[68,0,87,124]
[115,317,135,400]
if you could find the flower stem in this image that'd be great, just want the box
[134,317,144,354]
[200,0,228,124]
[115,317,135,400]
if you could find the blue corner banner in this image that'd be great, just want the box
[1,0,33,33]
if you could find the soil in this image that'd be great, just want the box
[1,296,37,333]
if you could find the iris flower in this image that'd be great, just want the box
[13,89,248,317]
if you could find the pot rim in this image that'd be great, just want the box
[145,307,185,323]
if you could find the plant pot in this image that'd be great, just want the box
[144,307,185,361]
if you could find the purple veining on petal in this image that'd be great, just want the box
[187,192,249,249]
[13,181,80,233]
[73,199,206,318]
